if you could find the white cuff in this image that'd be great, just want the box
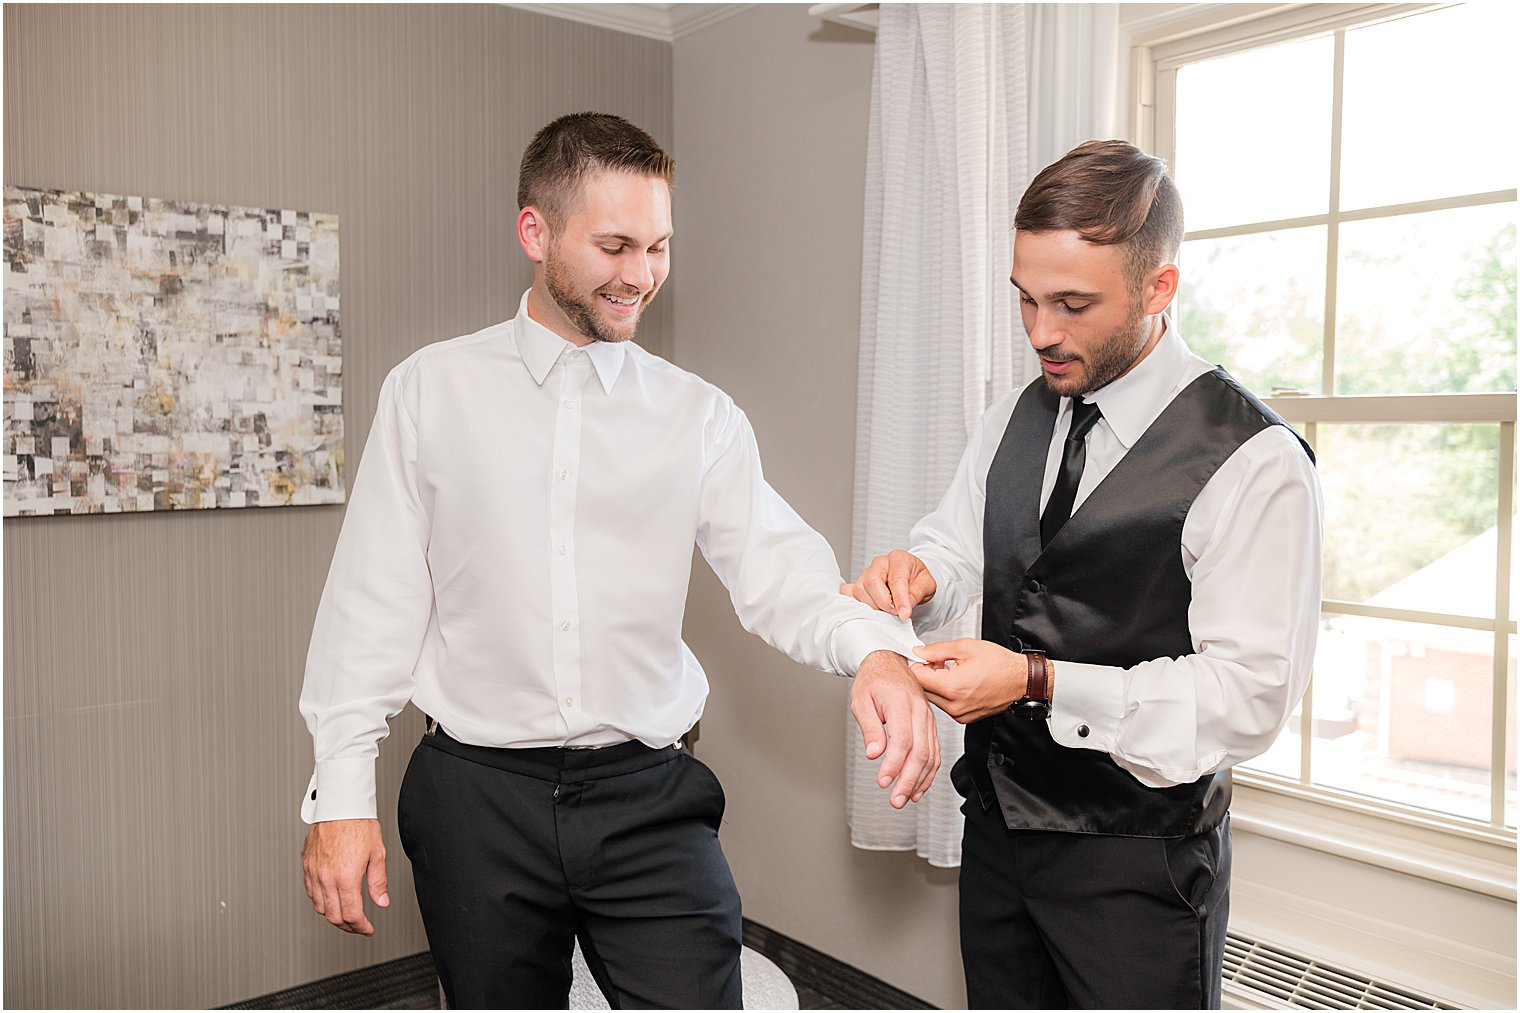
[1047,660,1126,755]
[832,614,924,676]
[301,757,378,823]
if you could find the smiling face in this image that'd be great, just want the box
[519,169,673,346]
[1011,229,1177,398]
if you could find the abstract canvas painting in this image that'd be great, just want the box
[3,185,343,516]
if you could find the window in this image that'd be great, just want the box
[1150,3,1516,835]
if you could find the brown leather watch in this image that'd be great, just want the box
[1010,649,1054,720]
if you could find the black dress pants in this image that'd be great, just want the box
[396,729,743,1010]
[958,790,1231,1009]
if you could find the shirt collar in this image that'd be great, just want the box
[1076,314,1191,450]
[513,289,628,395]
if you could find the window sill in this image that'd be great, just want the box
[1231,774,1516,901]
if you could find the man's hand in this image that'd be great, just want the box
[841,550,937,621]
[302,818,390,936]
[911,639,1028,724]
[850,650,941,808]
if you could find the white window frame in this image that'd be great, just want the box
[1130,1,1517,899]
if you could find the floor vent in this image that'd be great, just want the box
[1224,932,1461,1010]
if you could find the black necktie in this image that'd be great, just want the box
[1040,398,1103,548]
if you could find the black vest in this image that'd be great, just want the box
[961,367,1312,837]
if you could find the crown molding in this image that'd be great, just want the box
[669,3,758,38]
[503,3,758,43]
[807,3,879,33]
[1120,3,1305,46]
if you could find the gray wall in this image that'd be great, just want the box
[2,5,671,1007]
[671,7,967,1008]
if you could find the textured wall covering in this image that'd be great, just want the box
[2,5,670,1008]
[671,6,967,1008]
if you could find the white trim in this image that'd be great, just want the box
[1322,600,1517,636]
[1123,3,1298,47]
[1233,785,1516,900]
[1493,423,1515,826]
[1237,774,1516,852]
[669,3,758,40]
[502,3,756,44]
[1321,25,1345,394]
[1149,3,1437,69]
[808,2,878,33]
[1183,189,1519,242]
[1263,392,1517,424]
[505,4,673,42]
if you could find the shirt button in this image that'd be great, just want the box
[559,470,569,481]
[564,696,574,707]
[560,620,571,631]
[564,400,576,409]
[558,545,567,555]
[1077,725,1090,738]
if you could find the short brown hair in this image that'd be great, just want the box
[517,112,675,228]
[1014,140,1183,290]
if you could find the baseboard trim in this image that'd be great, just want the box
[223,920,932,1010]
[742,918,936,1009]
[220,953,437,1010]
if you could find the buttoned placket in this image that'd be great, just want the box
[549,348,591,738]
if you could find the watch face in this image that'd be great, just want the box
[1010,699,1051,721]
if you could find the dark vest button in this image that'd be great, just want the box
[1077,725,1090,738]
[1027,578,1042,593]
[992,752,1006,765]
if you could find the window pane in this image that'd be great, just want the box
[1318,424,1500,610]
[1243,704,1302,782]
[1178,226,1325,394]
[1175,35,1332,232]
[1313,617,1494,823]
[1335,209,1516,395]
[1341,5,1520,211]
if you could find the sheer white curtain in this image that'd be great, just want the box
[1027,3,1127,172]
[845,3,1123,868]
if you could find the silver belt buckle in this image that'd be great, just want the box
[424,714,439,737]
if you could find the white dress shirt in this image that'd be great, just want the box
[300,290,920,822]
[909,319,1323,788]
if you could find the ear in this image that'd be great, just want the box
[1142,262,1179,316]
[518,207,549,263]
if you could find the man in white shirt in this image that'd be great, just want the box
[299,112,940,1009]
[844,140,1322,1008]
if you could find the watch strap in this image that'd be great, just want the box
[1010,649,1053,720]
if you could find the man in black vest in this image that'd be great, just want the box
[843,140,1323,1008]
